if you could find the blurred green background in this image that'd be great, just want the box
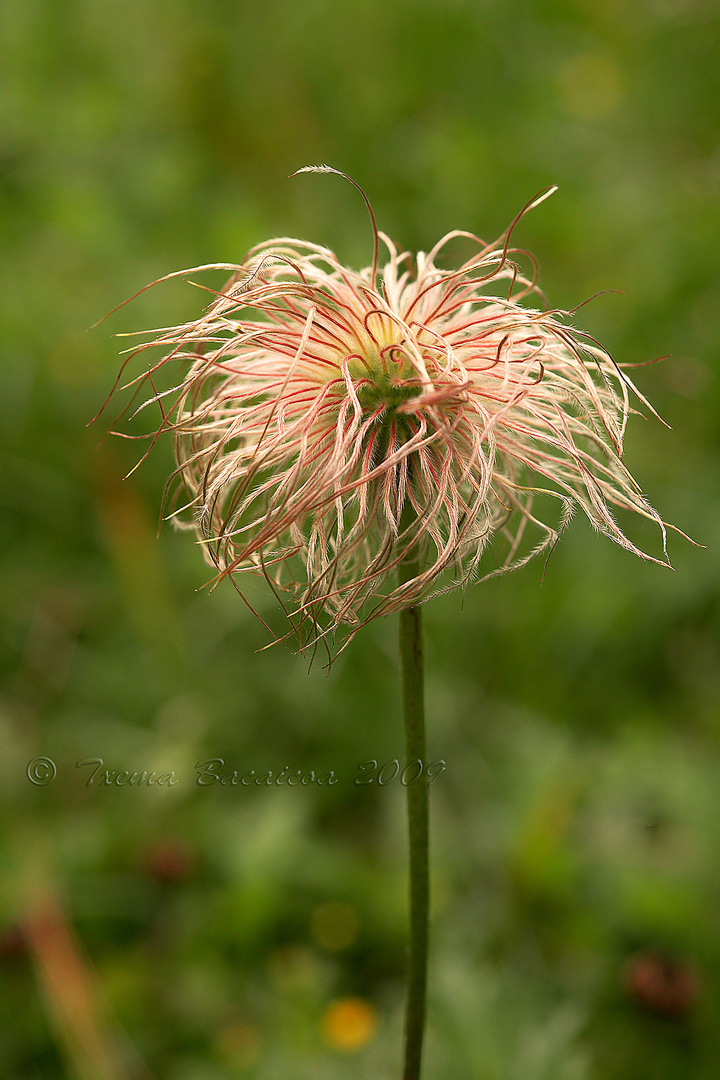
[1,0,718,1077]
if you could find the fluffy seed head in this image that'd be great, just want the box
[109,168,674,653]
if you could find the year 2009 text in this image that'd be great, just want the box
[353,759,446,786]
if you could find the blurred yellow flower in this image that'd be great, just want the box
[321,997,377,1050]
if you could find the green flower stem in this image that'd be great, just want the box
[398,545,428,1080]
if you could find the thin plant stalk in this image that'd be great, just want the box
[398,539,428,1080]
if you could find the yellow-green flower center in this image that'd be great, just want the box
[348,349,422,419]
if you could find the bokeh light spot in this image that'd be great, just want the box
[557,52,624,119]
[310,900,359,951]
[214,1019,261,1070]
[321,997,377,1050]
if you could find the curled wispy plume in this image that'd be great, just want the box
[110,167,675,651]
